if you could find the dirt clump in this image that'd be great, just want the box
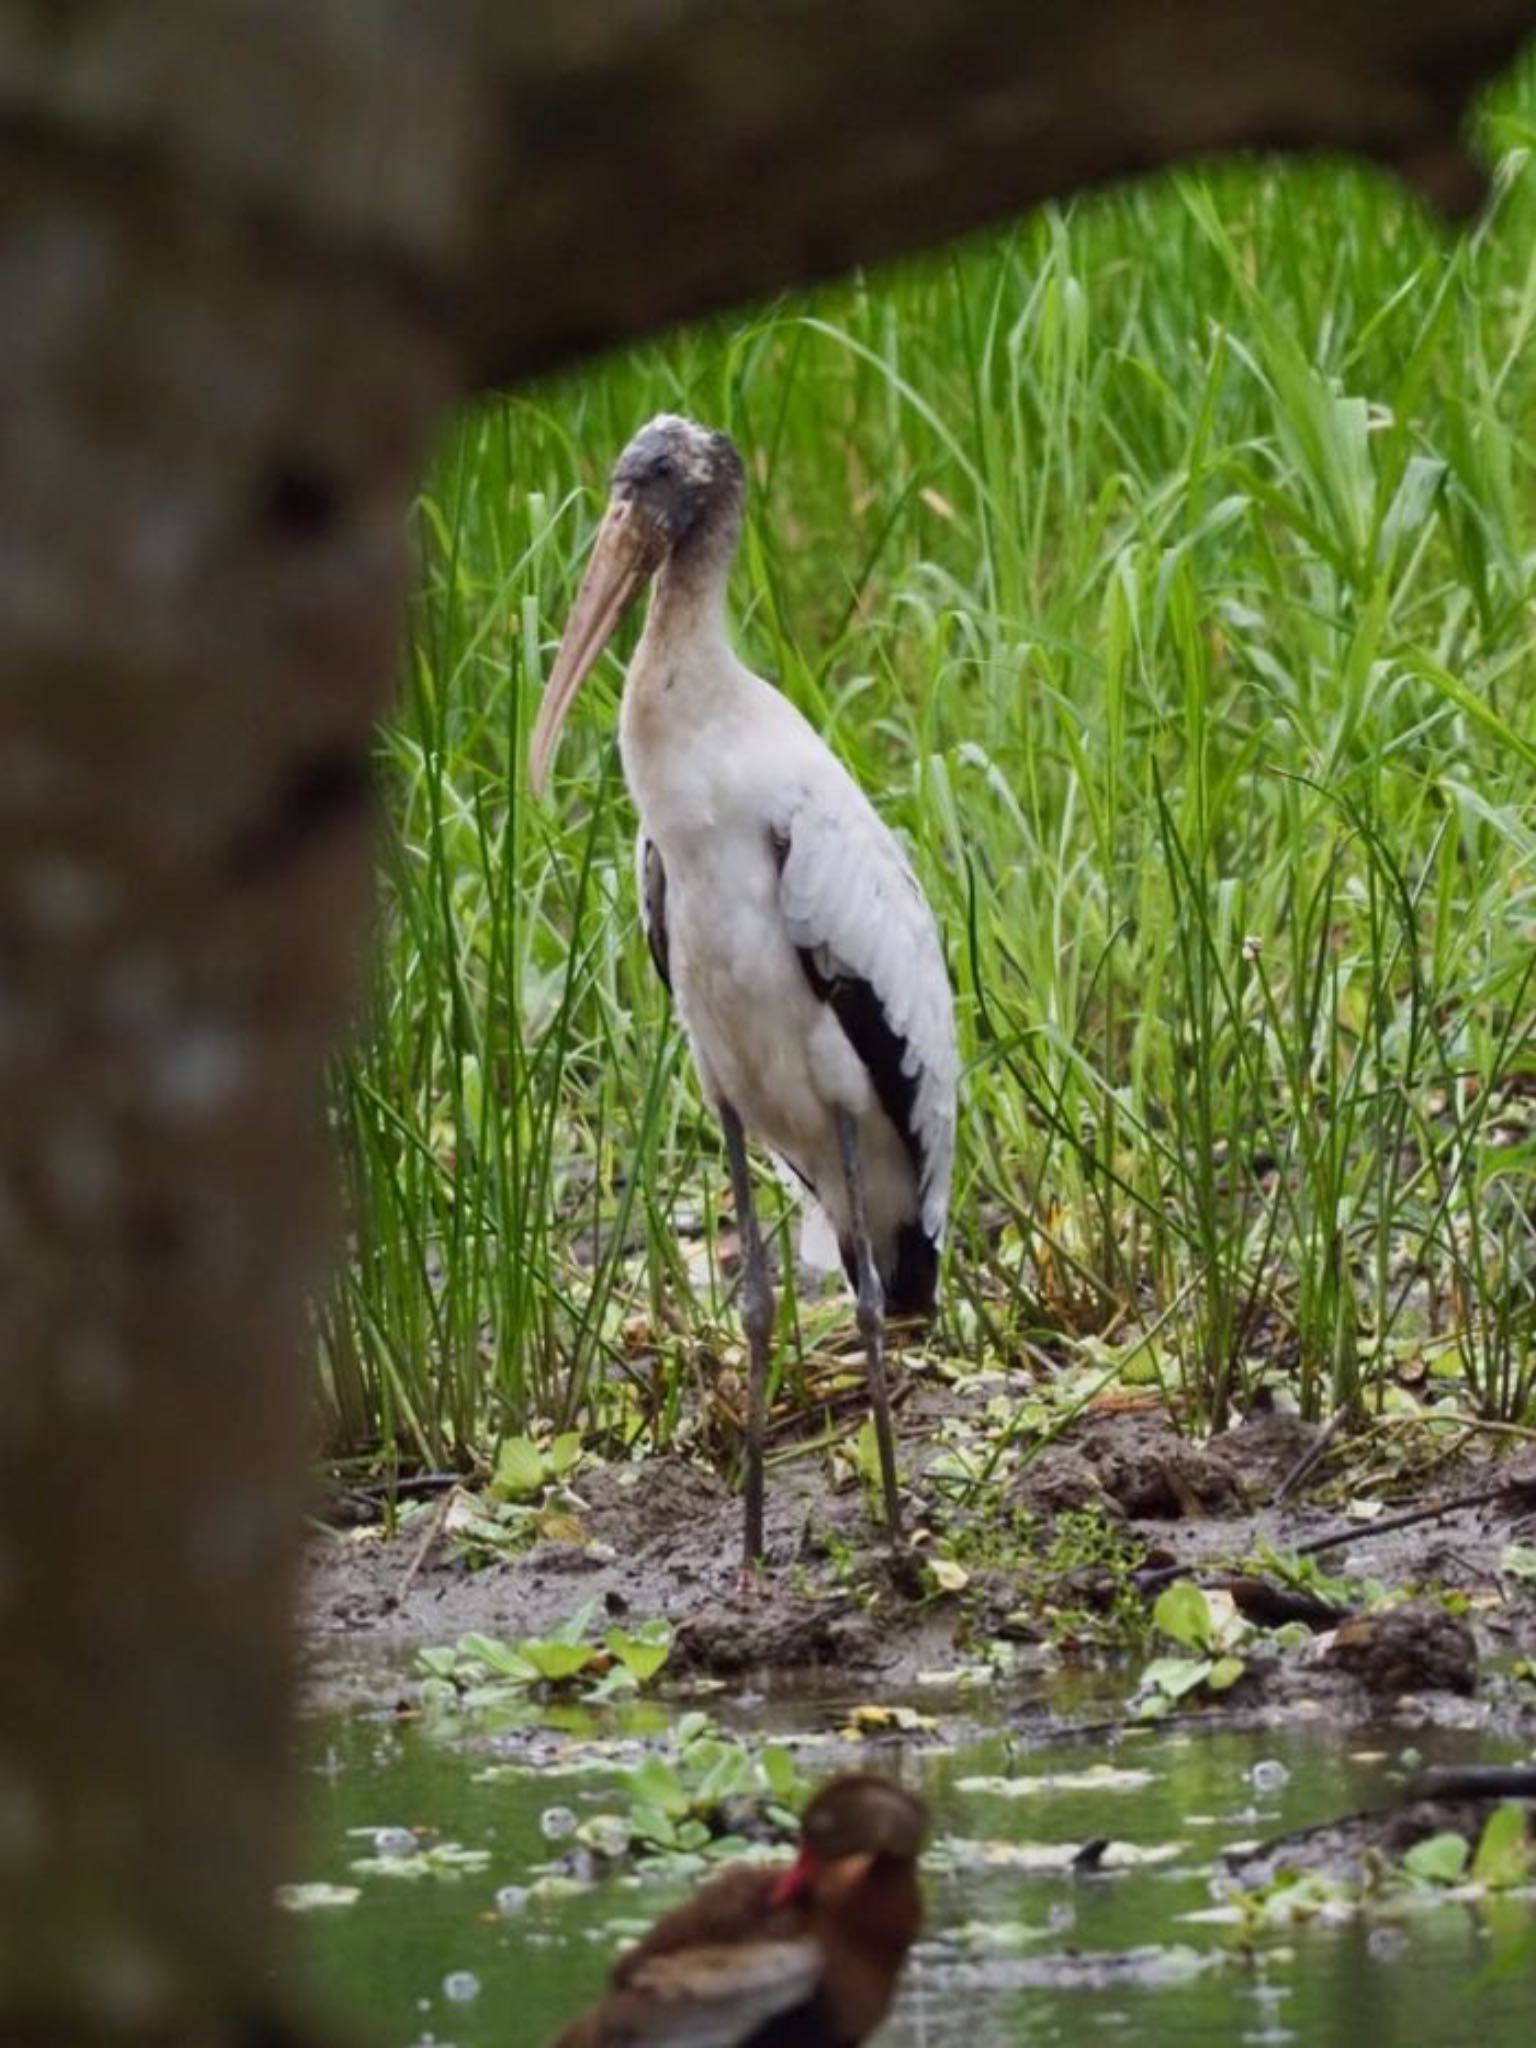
[1018,1408,1256,1519]
[1321,1599,1479,1697]
[672,1592,880,1676]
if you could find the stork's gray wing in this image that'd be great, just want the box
[772,797,957,1244]
[635,831,671,993]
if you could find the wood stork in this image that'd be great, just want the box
[548,1773,927,2047]
[529,416,957,1565]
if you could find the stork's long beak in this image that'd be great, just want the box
[528,495,660,797]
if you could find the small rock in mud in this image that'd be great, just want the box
[672,1592,878,1676]
[1010,1446,1118,1518]
[578,1455,732,1550]
[1076,1412,1246,1519]
[1211,1409,1322,1494]
[1322,1599,1478,1697]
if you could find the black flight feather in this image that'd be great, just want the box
[773,830,938,1318]
[640,837,671,993]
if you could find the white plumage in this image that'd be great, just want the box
[529,415,957,1563]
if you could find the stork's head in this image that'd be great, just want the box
[768,1774,929,1909]
[528,415,745,794]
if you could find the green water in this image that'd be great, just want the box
[293,1657,1535,2047]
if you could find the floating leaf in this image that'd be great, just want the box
[517,1638,597,1682]
[547,1431,584,1478]
[1206,1656,1246,1693]
[957,1766,1153,1797]
[606,1622,672,1686]
[1153,1582,1214,1654]
[493,1436,546,1500]
[760,1746,800,1803]
[351,1841,492,1882]
[582,1666,640,1704]
[939,1835,1182,1872]
[457,1633,538,1683]
[549,1598,600,1645]
[1403,1831,1470,1885]
[627,1755,689,1817]
[1471,1803,1531,1890]
[694,1745,755,1806]
[276,1882,360,1912]
[1141,1655,1213,1700]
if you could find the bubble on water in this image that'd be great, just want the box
[1047,1901,1076,1934]
[1250,1759,1291,1795]
[375,1826,417,1858]
[1397,1747,1424,1775]
[495,1884,529,1917]
[443,1971,480,2003]
[585,1814,631,1859]
[1368,1926,1408,1963]
[540,1805,578,1842]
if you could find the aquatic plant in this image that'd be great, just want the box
[417,1603,674,1708]
[320,83,1536,1464]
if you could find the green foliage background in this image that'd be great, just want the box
[319,94,1536,1467]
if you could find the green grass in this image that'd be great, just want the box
[317,89,1536,1474]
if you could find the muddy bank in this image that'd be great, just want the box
[304,1402,1536,1727]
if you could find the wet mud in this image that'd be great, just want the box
[305,1394,1536,1748]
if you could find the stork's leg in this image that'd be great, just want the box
[835,1109,904,1542]
[719,1100,773,1568]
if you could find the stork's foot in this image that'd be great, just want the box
[882,1538,926,1601]
[733,1557,770,1603]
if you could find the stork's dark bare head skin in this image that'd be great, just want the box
[610,413,746,561]
[527,413,746,795]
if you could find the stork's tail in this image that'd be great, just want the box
[840,1221,940,1324]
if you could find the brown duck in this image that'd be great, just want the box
[548,1773,928,2047]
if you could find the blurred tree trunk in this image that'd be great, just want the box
[0,1,1529,2041]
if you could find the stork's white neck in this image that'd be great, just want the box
[621,545,744,824]
[637,547,733,666]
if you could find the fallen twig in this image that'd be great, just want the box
[1270,1411,1346,1506]
[1290,1479,1522,1561]
[397,1483,460,1599]
[1136,1469,1536,1595]
[1406,1765,1536,1802]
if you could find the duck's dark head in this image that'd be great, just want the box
[528,415,746,795]
[770,1775,929,1908]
